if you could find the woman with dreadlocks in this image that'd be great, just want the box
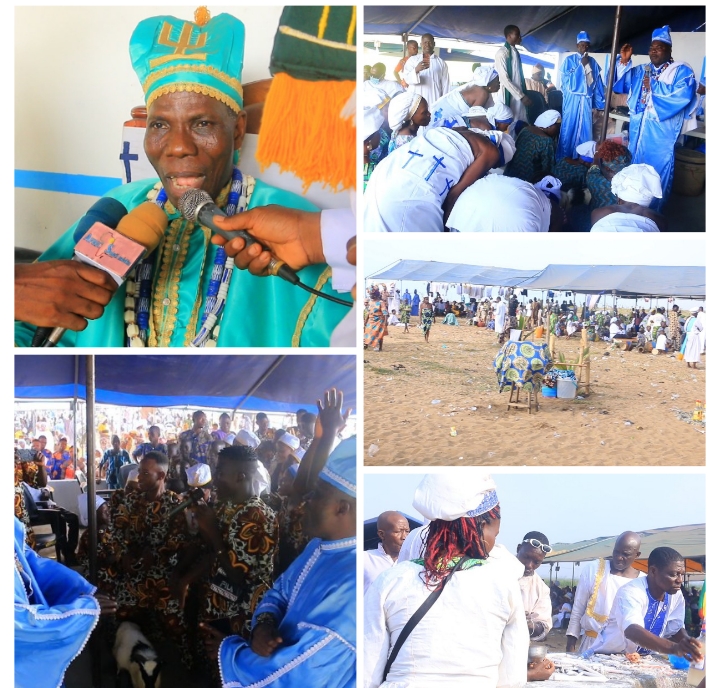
[363,474,534,687]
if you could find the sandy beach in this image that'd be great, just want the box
[364,321,706,466]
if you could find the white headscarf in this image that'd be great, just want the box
[467,105,488,118]
[413,473,499,521]
[186,463,212,487]
[235,429,261,448]
[467,66,498,87]
[363,107,384,141]
[534,176,562,202]
[611,164,663,207]
[534,109,562,128]
[388,92,423,137]
[576,140,596,161]
[486,102,514,126]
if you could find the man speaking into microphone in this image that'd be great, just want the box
[15,7,354,347]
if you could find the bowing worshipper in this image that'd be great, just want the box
[516,532,553,642]
[15,8,351,348]
[447,174,562,232]
[525,63,552,103]
[487,102,515,133]
[367,62,404,99]
[586,141,633,210]
[363,107,389,191]
[364,127,500,232]
[681,309,703,369]
[553,140,597,189]
[393,40,419,88]
[15,518,118,688]
[387,92,431,152]
[364,288,388,350]
[210,434,356,688]
[494,25,533,127]
[612,26,698,208]
[505,110,562,183]
[566,532,643,654]
[557,31,606,160]
[590,164,666,232]
[587,547,703,660]
[427,67,500,128]
[365,473,555,687]
[402,33,452,105]
[111,451,192,663]
[363,511,410,594]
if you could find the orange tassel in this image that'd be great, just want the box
[256,73,355,192]
[194,6,211,27]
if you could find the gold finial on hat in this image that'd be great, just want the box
[194,6,211,27]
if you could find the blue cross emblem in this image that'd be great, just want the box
[402,149,423,169]
[434,108,443,122]
[439,178,455,196]
[120,141,139,183]
[425,155,446,181]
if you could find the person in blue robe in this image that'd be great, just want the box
[411,289,421,317]
[212,436,356,688]
[557,31,606,160]
[612,26,698,210]
[14,517,114,688]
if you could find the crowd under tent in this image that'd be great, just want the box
[368,260,706,300]
[546,523,706,582]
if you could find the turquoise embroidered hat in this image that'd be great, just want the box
[129,8,244,113]
[319,436,356,498]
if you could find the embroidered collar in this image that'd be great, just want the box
[320,537,356,551]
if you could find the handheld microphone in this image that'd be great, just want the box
[31,197,129,347]
[178,189,352,308]
[42,202,169,347]
[641,64,652,104]
[168,487,205,519]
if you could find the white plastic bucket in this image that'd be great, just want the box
[557,378,577,399]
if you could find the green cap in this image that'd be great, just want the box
[130,10,244,113]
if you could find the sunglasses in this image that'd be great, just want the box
[524,538,552,554]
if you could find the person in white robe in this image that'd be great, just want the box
[494,25,532,127]
[566,532,643,654]
[363,511,409,594]
[588,547,700,659]
[494,297,508,334]
[364,473,540,688]
[516,532,553,641]
[682,309,704,367]
[364,128,489,232]
[428,67,500,128]
[367,62,404,100]
[401,33,451,104]
[591,164,665,232]
[697,307,706,353]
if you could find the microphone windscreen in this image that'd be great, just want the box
[114,202,169,255]
[72,197,128,243]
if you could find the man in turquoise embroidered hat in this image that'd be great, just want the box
[15,7,351,348]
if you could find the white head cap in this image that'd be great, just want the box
[278,432,300,452]
[611,164,663,207]
[235,429,260,449]
[186,463,212,488]
[534,109,562,128]
[363,107,385,141]
[413,473,498,521]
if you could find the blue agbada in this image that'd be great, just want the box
[14,517,100,688]
[557,54,605,159]
[613,62,697,208]
[14,178,350,347]
[219,536,356,688]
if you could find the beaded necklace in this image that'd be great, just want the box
[124,167,253,347]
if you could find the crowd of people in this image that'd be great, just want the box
[363,24,703,232]
[363,281,706,366]
[363,474,705,687]
[14,390,356,687]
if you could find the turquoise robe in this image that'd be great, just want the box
[14,517,100,688]
[15,178,351,347]
[219,536,355,688]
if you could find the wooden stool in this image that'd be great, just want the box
[507,385,539,414]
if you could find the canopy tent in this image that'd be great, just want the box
[14,355,357,414]
[547,524,706,573]
[518,265,706,299]
[367,260,541,288]
[364,6,706,55]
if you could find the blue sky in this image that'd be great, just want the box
[364,471,705,581]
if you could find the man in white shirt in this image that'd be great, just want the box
[494,297,508,335]
[588,547,702,659]
[401,33,452,105]
[363,511,410,594]
[365,62,404,100]
[516,531,553,641]
[494,25,533,127]
[566,531,643,654]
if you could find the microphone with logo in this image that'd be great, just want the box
[641,64,652,105]
[40,202,169,347]
[167,487,206,519]
[30,197,129,347]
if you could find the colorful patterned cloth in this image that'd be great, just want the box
[421,307,434,334]
[399,304,411,324]
[364,299,388,347]
[504,127,556,183]
[668,310,682,349]
[14,458,41,547]
[179,428,212,464]
[553,158,588,188]
[99,449,133,489]
[494,340,553,392]
[275,496,308,578]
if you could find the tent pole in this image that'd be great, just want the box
[600,6,623,142]
[73,355,79,471]
[231,356,287,417]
